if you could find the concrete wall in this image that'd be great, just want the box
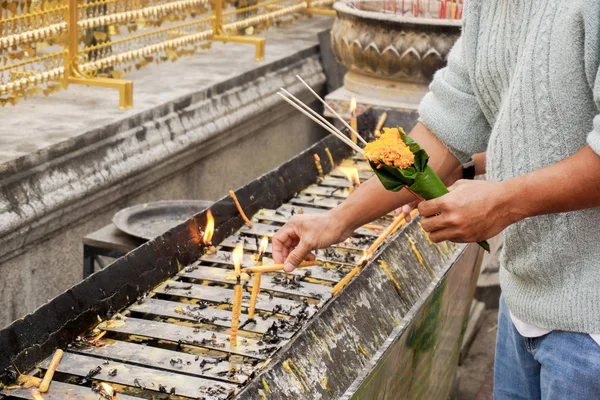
[0,20,331,327]
[0,112,323,327]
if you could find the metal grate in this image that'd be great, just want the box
[2,154,412,400]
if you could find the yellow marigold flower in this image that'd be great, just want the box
[363,127,415,169]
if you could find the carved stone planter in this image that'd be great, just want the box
[330,1,461,98]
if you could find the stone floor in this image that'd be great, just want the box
[456,308,498,400]
[0,15,334,164]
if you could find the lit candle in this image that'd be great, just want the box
[338,166,360,195]
[350,97,358,144]
[202,209,214,245]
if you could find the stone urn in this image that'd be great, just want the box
[330,1,461,99]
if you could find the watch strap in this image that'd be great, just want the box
[462,159,476,180]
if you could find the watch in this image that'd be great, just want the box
[462,158,476,180]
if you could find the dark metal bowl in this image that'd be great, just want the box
[113,200,213,240]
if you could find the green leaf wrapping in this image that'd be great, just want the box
[368,129,490,252]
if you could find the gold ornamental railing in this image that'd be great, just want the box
[0,0,334,109]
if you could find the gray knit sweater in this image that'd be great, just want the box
[419,0,600,333]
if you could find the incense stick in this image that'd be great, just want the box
[279,88,363,153]
[295,75,368,145]
[277,92,364,154]
[404,186,425,202]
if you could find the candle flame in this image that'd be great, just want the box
[338,166,360,188]
[258,236,269,258]
[99,382,116,398]
[350,97,356,114]
[30,389,44,400]
[358,249,370,265]
[232,244,244,277]
[202,210,214,244]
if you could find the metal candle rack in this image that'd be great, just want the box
[0,109,481,399]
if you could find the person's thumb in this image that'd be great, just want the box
[284,241,312,272]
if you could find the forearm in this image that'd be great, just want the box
[329,122,461,232]
[501,146,600,222]
[328,178,413,232]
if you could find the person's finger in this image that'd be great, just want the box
[428,228,453,243]
[402,203,416,221]
[418,198,443,217]
[429,228,463,243]
[280,245,290,262]
[396,200,418,220]
[284,241,313,272]
[304,252,316,261]
[420,214,446,232]
[272,224,298,264]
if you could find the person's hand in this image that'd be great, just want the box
[395,200,419,221]
[418,179,516,243]
[272,212,353,272]
[395,163,464,219]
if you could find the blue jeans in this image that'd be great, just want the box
[494,297,600,399]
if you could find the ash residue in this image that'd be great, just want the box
[271,275,302,290]
[79,365,101,384]
[261,304,282,320]
[261,322,282,345]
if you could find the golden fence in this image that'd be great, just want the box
[0,0,334,109]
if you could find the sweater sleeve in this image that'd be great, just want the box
[587,114,600,156]
[587,64,600,155]
[418,36,492,163]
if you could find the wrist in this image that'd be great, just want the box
[327,206,358,240]
[497,178,530,224]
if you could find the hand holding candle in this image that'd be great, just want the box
[364,127,490,251]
